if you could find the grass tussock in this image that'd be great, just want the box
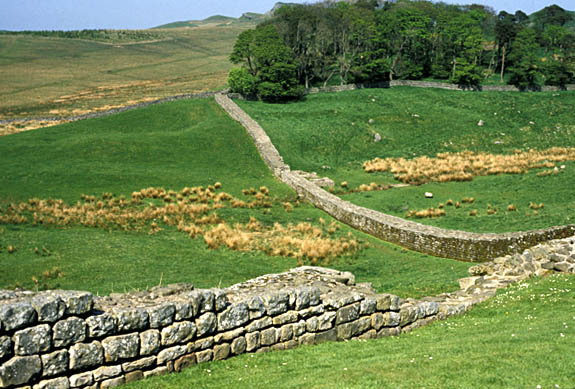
[406,208,446,219]
[0,184,362,265]
[363,147,575,185]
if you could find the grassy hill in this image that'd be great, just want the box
[239,87,575,233]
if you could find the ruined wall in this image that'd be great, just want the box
[214,94,575,262]
[2,237,574,389]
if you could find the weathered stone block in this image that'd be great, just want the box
[0,336,12,360]
[212,289,228,312]
[245,331,260,352]
[30,295,65,323]
[174,301,196,321]
[383,311,401,327]
[53,317,86,348]
[315,328,337,344]
[86,314,117,338]
[69,371,93,388]
[0,302,37,332]
[284,340,298,350]
[69,341,103,370]
[271,343,285,351]
[112,308,149,332]
[143,366,168,378]
[376,294,400,311]
[161,321,196,346]
[335,303,360,325]
[231,337,246,355]
[213,343,230,361]
[190,290,214,313]
[298,333,315,346]
[555,262,572,273]
[293,320,306,337]
[214,327,244,344]
[359,329,377,340]
[157,345,186,365]
[102,333,139,362]
[272,311,298,326]
[377,327,401,338]
[191,336,214,352]
[32,376,70,389]
[371,312,384,330]
[360,297,377,315]
[217,303,249,332]
[41,349,68,377]
[195,312,216,337]
[125,370,144,383]
[100,376,125,388]
[0,355,42,387]
[246,317,272,333]
[256,346,270,353]
[195,349,213,363]
[400,306,418,327]
[14,324,51,356]
[122,356,156,373]
[280,325,294,342]
[247,296,266,320]
[260,328,277,346]
[53,291,93,315]
[93,365,122,381]
[299,304,325,319]
[263,292,290,316]
[139,329,160,356]
[147,304,176,329]
[174,354,196,372]
[294,287,319,310]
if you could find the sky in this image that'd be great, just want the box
[0,0,573,31]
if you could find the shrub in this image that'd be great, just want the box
[228,68,258,96]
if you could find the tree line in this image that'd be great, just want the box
[228,1,575,101]
[0,29,161,42]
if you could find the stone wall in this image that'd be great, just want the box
[1,236,574,388]
[214,94,575,262]
[306,80,575,94]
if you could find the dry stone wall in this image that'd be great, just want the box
[2,237,574,388]
[214,94,575,262]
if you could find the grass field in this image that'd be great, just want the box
[125,273,575,388]
[0,25,245,124]
[0,98,471,296]
[238,87,575,233]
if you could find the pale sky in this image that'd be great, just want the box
[0,0,573,31]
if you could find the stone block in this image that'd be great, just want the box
[30,295,65,323]
[214,327,244,344]
[371,312,384,330]
[315,328,337,344]
[124,370,143,383]
[284,340,298,350]
[212,289,228,312]
[335,303,360,325]
[174,354,196,372]
[86,314,117,338]
[271,343,285,351]
[53,291,93,315]
[217,303,249,332]
[69,341,103,370]
[245,332,260,352]
[174,301,195,321]
[53,317,86,348]
[111,308,149,332]
[41,349,68,377]
[263,292,290,316]
[213,343,230,361]
[102,333,140,362]
[194,313,217,340]
[555,262,572,273]
[195,349,212,363]
[280,325,294,342]
[247,296,266,320]
[100,376,125,388]
[297,333,315,346]
[377,327,401,338]
[231,336,246,355]
[14,324,51,355]
[360,297,377,315]
[299,304,324,319]
[246,317,272,333]
[293,321,306,337]
[93,365,122,381]
[382,311,401,327]
[161,321,196,346]
[272,311,298,326]
[122,356,156,373]
[191,336,214,352]
[0,336,12,361]
[147,304,176,329]
[143,366,168,378]
[0,355,42,387]
[376,294,400,311]
[317,312,336,331]
[0,302,37,332]
[359,329,377,340]
[260,328,277,346]
[139,329,160,356]
[294,287,320,310]
[157,345,186,364]
[256,346,270,353]
[191,290,214,313]
[69,372,93,388]
[32,377,70,389]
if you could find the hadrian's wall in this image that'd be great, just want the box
[214,93,575,262]
[1,237,574,389]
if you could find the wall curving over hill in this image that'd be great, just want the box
[215,94,575,262]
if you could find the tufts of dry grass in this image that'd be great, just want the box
[405,208,446,219]
[0,183,363,265]
[363,147,575,185]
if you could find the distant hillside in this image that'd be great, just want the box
[153,13,264,29]
[152,21,198,29]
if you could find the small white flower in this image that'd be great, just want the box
[344,368,348,371]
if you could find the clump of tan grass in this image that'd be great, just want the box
[406,208,446,219]
[363,147,575,185]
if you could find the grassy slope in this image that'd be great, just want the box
[0,98,471,295]
[0,26,246,119]
[238,87,575,232]
[127,273,575,388]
